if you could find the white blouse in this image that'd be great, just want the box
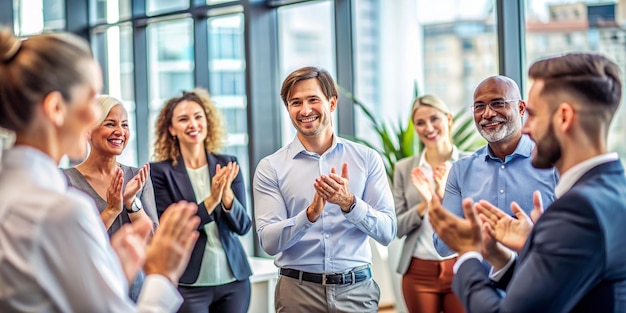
[0,146,182,312]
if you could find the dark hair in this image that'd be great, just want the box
[0,28,93,132]
[528,53,622,119]
[280,66,338,106]
[153,88,225,164]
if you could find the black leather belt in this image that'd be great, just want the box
[280,265,372,285]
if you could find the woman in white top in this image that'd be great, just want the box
[393,95,468,313]
[0,28,198,312]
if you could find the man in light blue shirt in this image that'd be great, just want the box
[253,66,396,313]
[434,76,558,260]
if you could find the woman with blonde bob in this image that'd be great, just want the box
[393,95,468,313]
[151,88,252,313]
[64,95,159,301]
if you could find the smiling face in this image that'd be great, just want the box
[287,78,336,141]
[89,104,129,156]
[473,77,525,144]
[168,100,208,149]
[413,105,452,148]
[523,79,562,169]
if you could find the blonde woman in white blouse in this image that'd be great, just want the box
[393,95,469,313]
[0,28,199,312]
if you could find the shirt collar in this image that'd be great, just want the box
[418,145,461,168]
[1,145,68,193]
[484,134,533,162]
[289,134,341,159]
[554,152,619,198]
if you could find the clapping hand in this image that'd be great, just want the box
[476,191,544,252]
[410,167,433,216]
[314,163,354,213]
[144,201,200,285]
[219,162,239,209]
[123,163,150,209]
[433,163,450,199]
[110,219,153,283]
[429,196,482,256]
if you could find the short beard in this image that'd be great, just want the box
[478,117,518,143]
[532,121,561,169]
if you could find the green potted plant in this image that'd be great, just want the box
[340,87,485,180]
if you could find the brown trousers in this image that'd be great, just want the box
[402,257,465,313]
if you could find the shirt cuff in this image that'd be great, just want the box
[453,251,483,274]
[137,274,183,312]
[489,252,517,282]
[221,202,231,213]
[343,198,367,223]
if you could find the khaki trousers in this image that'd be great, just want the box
[275,275,380,313]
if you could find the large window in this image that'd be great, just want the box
[353,0,499,149]
[91,0,131,24]
[147,18,195,155]
[277,0,336,146]
[13,0,66,36]
[525,0,626,159]
[208,14,251,247]
[92,23,137,166]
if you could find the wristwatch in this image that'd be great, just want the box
[126,197,143,214]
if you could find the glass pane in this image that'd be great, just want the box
[353,0,498,153]
[207,0,234,4]
[147,19,194,156]
[92,24,137,166]
[525,0,626,162]
[91,0,132,24]
[207,13,250,253]
[13,0,66,36]
[277,0,336,146]
[146,0,188,16]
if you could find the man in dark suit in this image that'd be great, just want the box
[429,52,626,312]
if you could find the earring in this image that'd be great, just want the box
[172,135,177,141]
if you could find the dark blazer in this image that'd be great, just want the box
[151,153,252,284]
[453,160,626,313]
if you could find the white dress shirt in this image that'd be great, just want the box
[0,146,182,312]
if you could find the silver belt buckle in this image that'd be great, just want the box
[321,273,329,285]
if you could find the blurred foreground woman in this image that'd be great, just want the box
[0,29,199,312]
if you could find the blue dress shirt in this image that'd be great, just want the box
[435,135,558,256]
[253,136,397,273]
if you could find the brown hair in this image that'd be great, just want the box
[0,28,93,132]
[153,88,226,164]
[528,53,622,134]
[280,66,338,106]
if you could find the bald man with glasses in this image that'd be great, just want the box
[433,76,559,268]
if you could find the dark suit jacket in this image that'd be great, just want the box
[151,153,252,284]
[453,160,626,313]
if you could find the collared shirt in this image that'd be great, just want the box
[253,135,397,273]
[436,135,559,256]
[0,146,182,312]
[555,152,619,198]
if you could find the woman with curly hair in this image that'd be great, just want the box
[151,88,252,313]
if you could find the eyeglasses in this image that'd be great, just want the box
[471,99,519,114]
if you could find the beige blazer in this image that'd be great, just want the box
[392,147,468,274]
